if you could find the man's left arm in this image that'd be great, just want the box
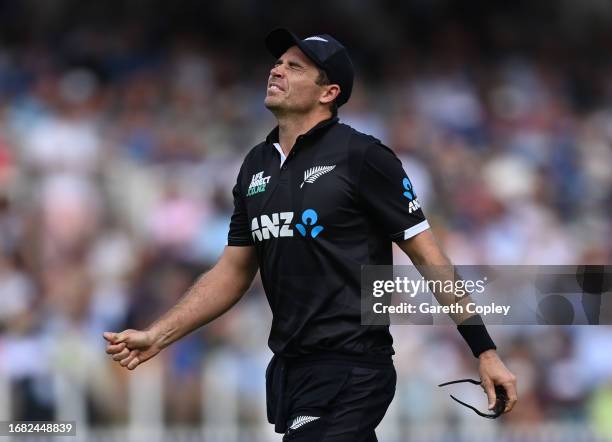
[397,230,518,413]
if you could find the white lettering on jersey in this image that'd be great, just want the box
[251,212,294,242]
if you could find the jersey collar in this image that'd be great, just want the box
[265,116,339,145]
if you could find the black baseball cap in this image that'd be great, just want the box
[265,28,354,107]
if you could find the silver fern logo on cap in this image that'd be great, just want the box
[300,165,336,188]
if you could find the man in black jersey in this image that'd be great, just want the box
[104,29,517,441]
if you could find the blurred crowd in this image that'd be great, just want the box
[0,0,611,438]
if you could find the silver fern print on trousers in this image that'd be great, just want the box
[288,415,321,431]
[300,165,336,188]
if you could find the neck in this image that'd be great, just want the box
[275,110,333,156]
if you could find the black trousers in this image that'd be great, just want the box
[266,355,396,442]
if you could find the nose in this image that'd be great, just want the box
[270,63,284,78]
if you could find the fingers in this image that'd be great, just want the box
[106,342,126,355]
[478,354,518,415]
[103,332,117,343]
[103,331,128,345]
[483,377,518,413]
[119,350,141,370]
[503,378,518,413]
[112,348,131,361]
[482,379,496,410]
[103,330,131,345]
[127,356,141,370]
[104,329,155,371]
[104,331,138,369]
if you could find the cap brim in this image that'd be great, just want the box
[265,28,325,70]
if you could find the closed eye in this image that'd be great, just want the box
[273,59,304,70]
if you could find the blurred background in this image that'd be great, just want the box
[0,0,611,441]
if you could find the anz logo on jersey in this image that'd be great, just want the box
[251,209,324,242]
[402,177,421,213]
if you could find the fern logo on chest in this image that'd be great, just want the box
[300,165,336,188]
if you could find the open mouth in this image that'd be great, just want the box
[268,83,284,92]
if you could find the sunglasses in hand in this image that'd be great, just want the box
[438,378,508,419]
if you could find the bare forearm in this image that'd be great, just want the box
[399,230,500,360]
[398,230,475,324]
[146,247,257,349]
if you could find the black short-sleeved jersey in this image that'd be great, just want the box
[228,117,429,357]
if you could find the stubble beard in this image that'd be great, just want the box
[265,96,317,119]
[264,97,285,119]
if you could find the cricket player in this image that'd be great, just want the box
[104,28,517,441]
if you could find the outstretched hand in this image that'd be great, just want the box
[478,349,518,413]
[103,329,161,371]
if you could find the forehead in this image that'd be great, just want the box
[279,46,318,69]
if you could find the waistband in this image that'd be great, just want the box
[279,351,394,368]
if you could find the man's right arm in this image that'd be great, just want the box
[104,245,257,370]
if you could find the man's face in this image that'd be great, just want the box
[264,46,327,114]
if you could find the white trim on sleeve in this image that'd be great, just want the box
[403,220,430,240]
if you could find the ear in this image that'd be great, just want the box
[320,84,340,105]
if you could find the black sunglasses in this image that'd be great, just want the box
[438,378,508,419]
